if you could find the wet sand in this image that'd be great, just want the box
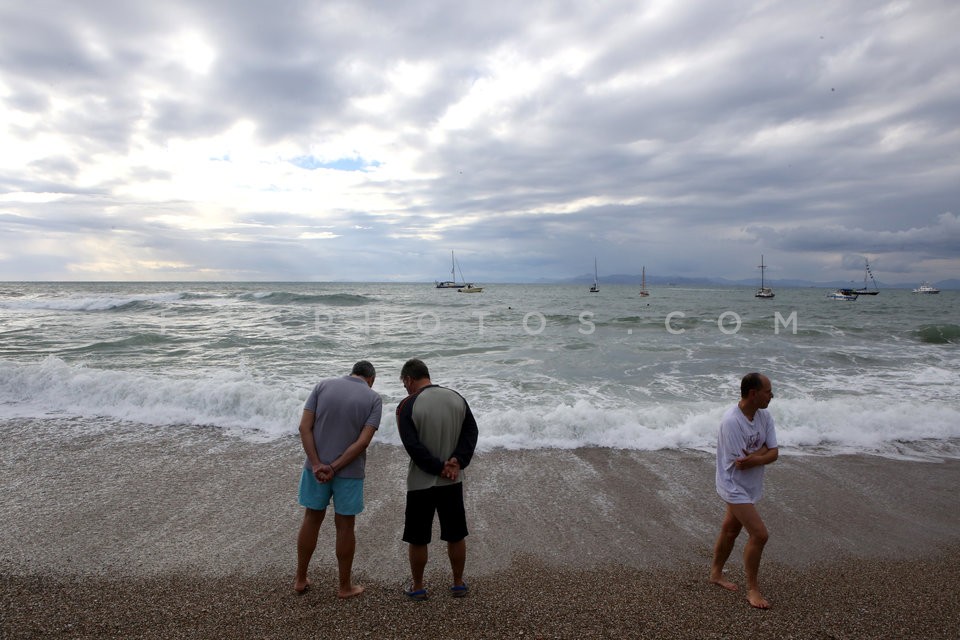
[2,419,960,638]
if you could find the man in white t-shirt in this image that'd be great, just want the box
[709,372,779,609]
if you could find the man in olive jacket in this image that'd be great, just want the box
[396,358,478,600]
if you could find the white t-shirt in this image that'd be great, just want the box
[715,405,778,504]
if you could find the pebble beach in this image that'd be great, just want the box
[3,420,960,639]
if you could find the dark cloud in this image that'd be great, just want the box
[0,0,957,282]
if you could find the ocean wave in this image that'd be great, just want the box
[240,291,374,306]
[914,324,960,344]
[67,333,176,353]
[179,292,226,301]
[412,345,512,359]
[0,357,302,437]
[3,357,958,460]
[0,293,185,312]
[434,396,960,460]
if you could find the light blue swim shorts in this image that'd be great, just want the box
[297,467,365,515]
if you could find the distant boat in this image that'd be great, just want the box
[828,289,858,301]
[755,255,774,298]
[590,258,599,293]
[457,285,483,293]
[435,251,471,289]
[455,256,482,293]
[639,266,650,297]
[839,259,880,296]
[913,281,940,294]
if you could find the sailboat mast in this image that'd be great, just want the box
[866,260,878,289]
[589,257,600,292]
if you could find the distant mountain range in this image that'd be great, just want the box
[535,273,960,290]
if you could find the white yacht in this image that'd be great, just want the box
[913,282,940,294]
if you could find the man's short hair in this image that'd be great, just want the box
[352,360,376,379]
[741,372,765,398]
[400,358,430,381]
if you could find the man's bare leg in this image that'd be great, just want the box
[710,504,742,591]
[334,513,364,598]
[408,544,429,592]
[447,538,466,587]
[295,508,325,592]
[728,503,771,609]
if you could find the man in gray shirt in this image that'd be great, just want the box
[396,358,478,600]
[294,360,382,598]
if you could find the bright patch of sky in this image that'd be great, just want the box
[290,156,381,172]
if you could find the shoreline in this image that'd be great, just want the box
[3,419,960,638]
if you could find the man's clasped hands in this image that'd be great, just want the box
[312,457,460,483]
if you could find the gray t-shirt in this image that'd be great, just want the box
[303,375,382,479]
[715,405,778,504]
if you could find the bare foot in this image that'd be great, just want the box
[293,577,311,594]
[338,584,365,599]
[747,588,770,609]
[709,575,739,592]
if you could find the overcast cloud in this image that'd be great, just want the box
[1,0,957,283]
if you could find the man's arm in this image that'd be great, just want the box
[735,445,779,470]
[450,403,478,469]
[397,397,445,476]
[329,425,377,474]
[329,395,382,474]
[717,417,747,468]
[298,409,331,480]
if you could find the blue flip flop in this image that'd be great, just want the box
[450,583,468,598]
[405,587,428,601]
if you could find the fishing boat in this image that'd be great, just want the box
[457,284,483,293]
[839,259,880,296]
[589,258,599,293]
[755,255,774,298]
[913,282,940,294]
[639,266,650,297]
[435,251,471,289]
[827,289,858,301]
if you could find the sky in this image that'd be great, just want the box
[0,0,958,284]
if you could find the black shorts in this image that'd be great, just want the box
[402,482,468,545]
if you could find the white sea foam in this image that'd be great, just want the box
[0,292,188,312]
[0,357,302,440]
[3,357,958,459]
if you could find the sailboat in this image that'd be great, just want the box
[590,258,599,292]
[639,266,650,297]
[840,259,880,296]
[755,255,774,298]
[435,251,470,289]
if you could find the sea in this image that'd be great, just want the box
[1,281,959,460]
